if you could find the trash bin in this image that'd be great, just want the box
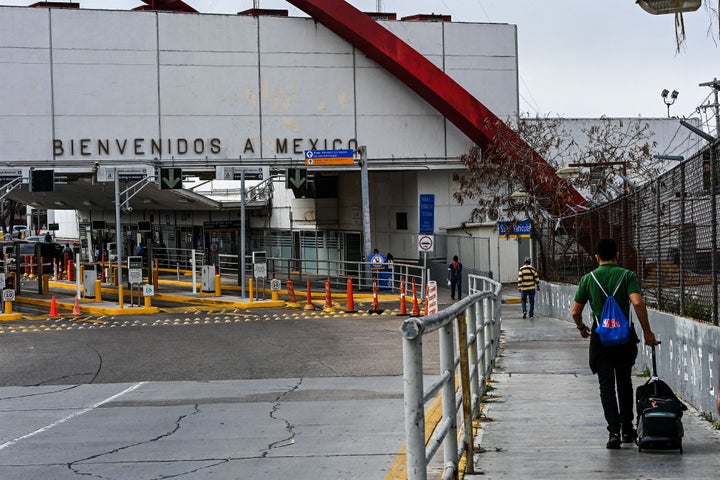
[377,270,392,291]
[201,265,215,292]
[83,269,97,297]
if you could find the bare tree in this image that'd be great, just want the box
[452,114,659,276]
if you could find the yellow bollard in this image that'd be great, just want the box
[272,289,279,301]
[118,284,124,309]
[249,278,254,303]
[42,275,49,295]
[5,300,12,314]
[144,293,151,308]
[153,259,159,289]
[214,274,221,297]
[95,279,102,302]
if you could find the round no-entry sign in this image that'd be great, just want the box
[418,234,434,252]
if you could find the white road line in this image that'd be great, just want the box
[0,382,146,452]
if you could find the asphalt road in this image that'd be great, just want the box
[0,308,446,479]
[0,309,440,387]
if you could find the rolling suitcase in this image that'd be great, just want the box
[635,345,687,453]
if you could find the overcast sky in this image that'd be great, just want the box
[2,0,718,124]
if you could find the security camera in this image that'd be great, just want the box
[94,162,100,169]
[126,206,133,213]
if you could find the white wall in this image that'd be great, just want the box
[0,7,518,165]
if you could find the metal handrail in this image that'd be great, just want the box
[400,275,502,480]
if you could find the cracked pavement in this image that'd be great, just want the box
[0,378,405,479]
[0,311,429,479]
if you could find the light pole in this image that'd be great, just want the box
[637,0,701,14]
[661,89,679,118]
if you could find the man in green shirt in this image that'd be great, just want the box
[571,238,659,449]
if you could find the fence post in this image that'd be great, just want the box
[439,322,458,474]
[402,335,427,480]
[457,313,475,474]
[476,300,487,399]
[466,302,480,415]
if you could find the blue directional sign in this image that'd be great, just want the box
[499,220,531,238]
[419,194,435,234]
[304,149,355,165]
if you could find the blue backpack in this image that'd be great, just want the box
[590,270,630,347]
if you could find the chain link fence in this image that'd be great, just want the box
[541,142,720,325]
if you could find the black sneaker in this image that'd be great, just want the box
[606,433,621,449]
[621,429,637,444]
[529,314,534,318]
[522,312,527,319]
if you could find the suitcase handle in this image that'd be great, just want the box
[651,344,657,379]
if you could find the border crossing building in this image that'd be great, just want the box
[0,3,520,275]
[1,3,701,283]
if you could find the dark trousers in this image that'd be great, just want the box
[450,278,462,300]
[596,363,635,434]
[520,288,536,316]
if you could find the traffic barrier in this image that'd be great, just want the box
[285,279,301,308]
[49,295,59,317]
[304,277,314,310]
[322,280,335,313]
[29,255,35,279]
[369,277,383,314]
[345,277,356,313]
[397,275,408,316]
[411,278,420,316]
[72,295,81,315]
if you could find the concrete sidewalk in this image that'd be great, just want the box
[471,303,720,479]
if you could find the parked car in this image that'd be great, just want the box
[10,225,29,239]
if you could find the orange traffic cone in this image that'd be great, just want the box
[424,283,429,316]
[368,277,383,314]
[345,277,356,313]
[72,295,81,315]
[285,279,300,309]
[397,275,408,316]
[322,280,335,313]
[411,278,420,316]
[304,277,315,311]
[49,295,60,317]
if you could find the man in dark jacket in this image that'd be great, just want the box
[447,255,462,300]
[571,238,659,449]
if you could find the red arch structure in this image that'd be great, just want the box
[287,0,589,219]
